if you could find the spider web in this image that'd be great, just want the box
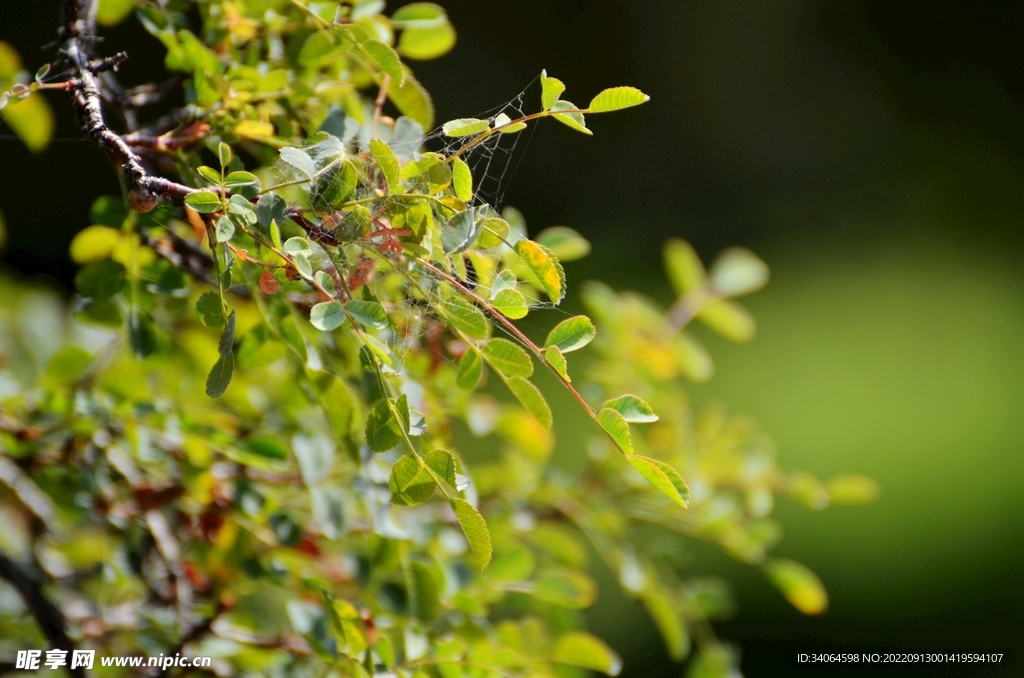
[423,75,540,210]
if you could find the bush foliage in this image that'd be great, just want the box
[0,1,876,676]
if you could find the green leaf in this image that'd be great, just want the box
[765,559,829,615]
[710,247,770,297]
[205,352,234,397]
[544,315,595,353]
[664,238,706,296]
[628,456,689,508]
[215,215,235,243]
[450,498,492,568]
[596,408,632,455]
[195,291,225,328]
[549,100,591,135]
[237,325,286,368]
[366,399,403,452]
[217,311,236,356]
[245,436,289,460]
[45,346,93,386]
[425,449,457,488]
[536,226,591,261]
[452,156,473,202]
[410,561,441,621]
[642,591,690,662]
[314,270,337,297]
[279,146,316,180]
[506,377,552,429]
[515,240,565,304]
[184,190,221,213]
[540,69,566,111]
[477,217,510,248]
[362,39,405,86]
[217,141,232,169]
[283,236,311,255]
[389,454,436,506]
[70,225,121,263]
[197,165,222,184]
[75,259,126,301]
[697,300,756,342]
[398,23,456,60]
[588,86,650,112]
[439,293,488,340]
[491,288,528,319]
[534,569,597,608]
[313,161,358,207]
[825,474,880,505]
[551,632,622,676]
[310,301,346,331]
[482,338,533,378]
[391,2,447,25]
[602,394,658,423]
[370,138,401,193]
[442,118,489,137]
[442,209,480,254]
[345,300,389,330]
[544,345,570,381]
[456,350,483,390]
[256,193,286,228]
[224,171,261,198]
[489,269,517,298]
[388,68,434,129]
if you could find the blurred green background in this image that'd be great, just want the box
[1,0,1021,674]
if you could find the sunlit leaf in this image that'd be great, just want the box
[551,632,622,676]
[184,190,221,213]
[310,301,346,331]
[439,292,488,340]
[550,100,591,135]
[544,315,595,353]
[370,138,401,193]
[456,350,483,390]
[506,377,552,430]
[697,300,756,342]
[516,239,565,304]
[442,118,489,137]
[710,247,770,297]
[452,156,473,202]
[602,394,658,423]
[544,345,570,381]
[398,23,456,60]
[345,300,388,330]
[765,559,828,615]
[450,498,492,568]
[534,569,596,608]
[491,288,528,319]
[588,86,650,112]
[596,408,632,455]
[70,226,121,264]
[482,338,533,378]
[362,39,405,85]
[664,238,706,296]
[536,226,591,261]
[628,456,689,508]
[390,454,435,506]
[540,69,566,111]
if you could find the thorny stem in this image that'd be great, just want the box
[59,0,197,205]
